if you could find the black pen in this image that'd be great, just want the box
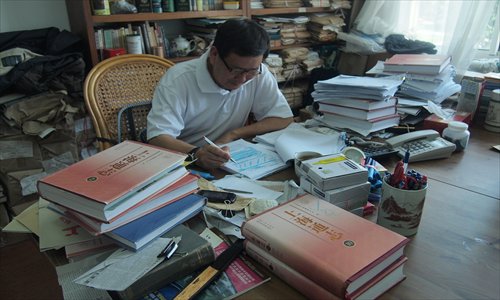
[221,188,253,194]
[157,239,178,259]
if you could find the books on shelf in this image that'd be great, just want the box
[37,140,187,222]
[105,193,206,251]
[296,153,368,190]
[316,97,398,111]
[383,54,452,75]
[112,224,215,300]
[241,193,410,299]
[246,241,408,300]
[60,174,199,235]
[318,112,401,136]
[300,177,370,210]
[317,102,397,120]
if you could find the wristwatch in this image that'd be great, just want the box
[187,147,200,161]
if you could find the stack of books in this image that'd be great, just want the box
[37,140,203,251]
[312,75,403,136]
[296,153,370,216]
[242,193,410,300]
[381,54,462,105]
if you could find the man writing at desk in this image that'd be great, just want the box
[147,19,293,170]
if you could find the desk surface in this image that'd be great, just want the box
[239,124,500,300]
[1,125,498,300]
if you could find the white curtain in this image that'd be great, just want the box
[353,0,497,75]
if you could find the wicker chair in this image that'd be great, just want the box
[84,54,175,151]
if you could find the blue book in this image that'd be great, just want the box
[105,193,206,251]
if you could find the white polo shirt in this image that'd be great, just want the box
[147,52,293,146]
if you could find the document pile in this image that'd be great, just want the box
[312,75,403,136]
[368,55,462,105]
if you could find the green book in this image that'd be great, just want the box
[111,224,215,300]
[174,0,191,11]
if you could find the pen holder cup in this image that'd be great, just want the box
[377,177,427,237]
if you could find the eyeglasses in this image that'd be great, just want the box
[219,55,262,78]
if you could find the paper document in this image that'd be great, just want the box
[213,176,283,200]
[221,139,288,180]
[74,237,179,291]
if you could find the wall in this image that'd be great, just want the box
[0,0,69,33]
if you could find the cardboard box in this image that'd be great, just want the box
[422,112,472,134]
[297,153,368,190]
[337,52,394,76]
[300,177,370,210]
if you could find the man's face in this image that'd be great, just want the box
[208,47,263,91]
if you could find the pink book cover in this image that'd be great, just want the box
[384,54,451,67]
[37,140,187,205]
[245,241,341,300]
[213,241,270,296]
[62,174,199,233]
[241,194,410,298]
[347,256,408,300]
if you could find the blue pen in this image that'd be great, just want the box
[403,149,410,174]
[189,169,215,180]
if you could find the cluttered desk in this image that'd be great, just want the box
[2,121,498,300]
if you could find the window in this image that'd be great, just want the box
[353,0,498,74]
[474,1,499,58]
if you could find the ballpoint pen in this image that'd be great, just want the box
[403,148,410,174]
[157,239,178,259]
[203,136,237,163]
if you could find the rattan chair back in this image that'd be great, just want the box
[84,54,174,151]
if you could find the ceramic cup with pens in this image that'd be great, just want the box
[376,174,428,237]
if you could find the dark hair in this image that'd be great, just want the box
[213,18,270,59]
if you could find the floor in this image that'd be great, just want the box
[0,232,63,300]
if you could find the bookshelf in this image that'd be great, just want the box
[65,0,349,67]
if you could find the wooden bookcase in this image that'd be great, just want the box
[65,0,344,67]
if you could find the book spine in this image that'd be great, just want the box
[136,0,153,12]
[245,241,340,300]
[241,220,346,297]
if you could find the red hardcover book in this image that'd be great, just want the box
[245,241,408,300]
[383,54,451,75]
[58,174,199,235]
[241,194,410,299]
[37,140,187,222]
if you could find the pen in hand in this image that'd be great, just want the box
[203,136,237,163]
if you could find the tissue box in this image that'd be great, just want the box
[422,112,472,134]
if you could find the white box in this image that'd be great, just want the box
[298,153,368,190]
[300,177,370,210]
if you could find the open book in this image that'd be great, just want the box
[221,124,344,180]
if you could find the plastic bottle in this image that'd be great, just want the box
[442,121,470,152]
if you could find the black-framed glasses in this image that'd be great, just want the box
[219,55,262,78]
